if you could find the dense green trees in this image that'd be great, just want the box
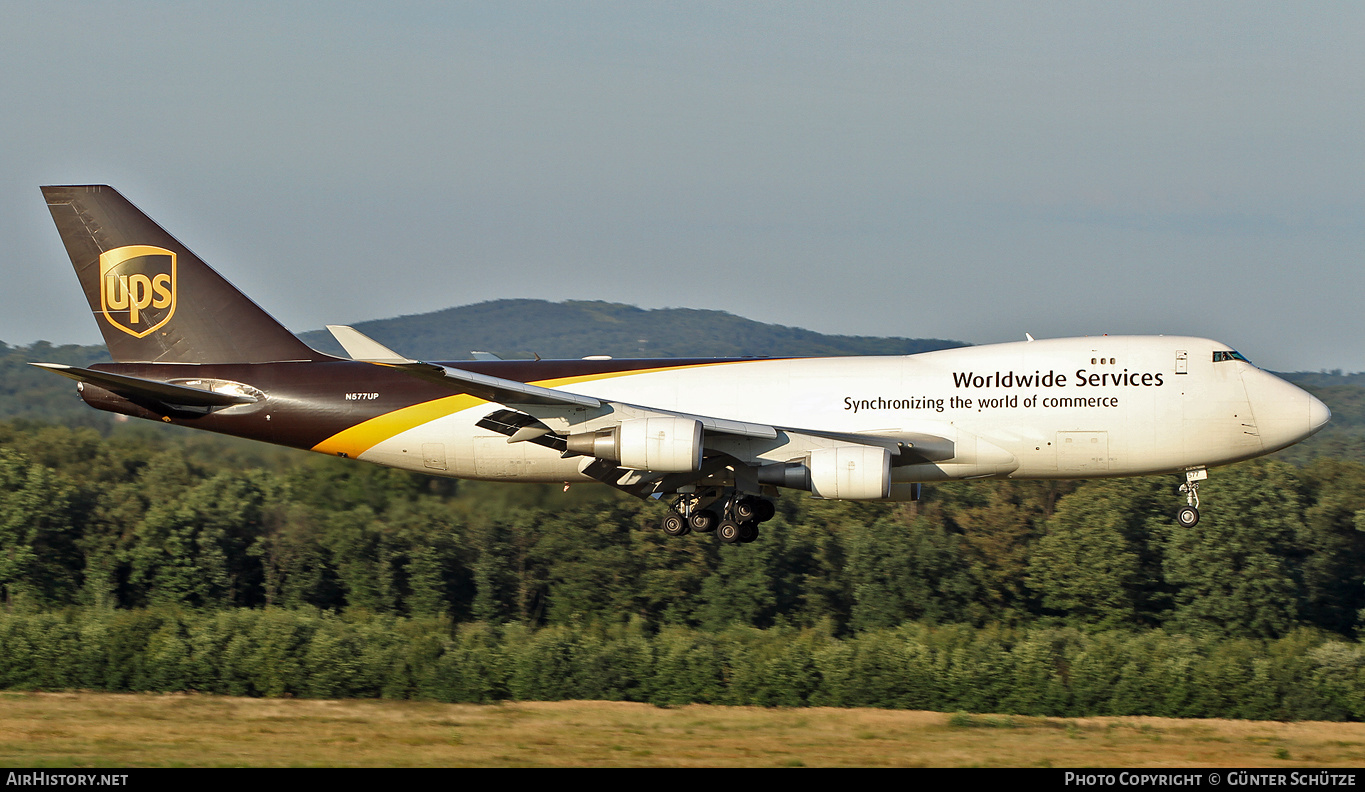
[6,417,1365,716]
[0,447,81,607]
[1157,463,1304,638]
[4,420,1365,640]
[6,608,1365,719]
[1298,459,1365,634]
[7,317,1364,715]
[1027,478,1167,629]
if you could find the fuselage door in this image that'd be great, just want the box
[474,435,528,478]
[1175,350,1188,375]
[422,443,448,471]
[1057,431,1109,472]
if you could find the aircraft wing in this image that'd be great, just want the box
[328,324,600,408]
[781,426,955,462]
[432,362,604,409]
[326,325,955,500]
[327,325,777,439]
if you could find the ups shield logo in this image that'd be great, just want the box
[99,245,177,338]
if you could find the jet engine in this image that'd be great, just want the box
[758,445,891,500]
[566,417,703,472]
[809,445,891,500]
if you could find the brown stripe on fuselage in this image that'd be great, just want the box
[85,357,778,455]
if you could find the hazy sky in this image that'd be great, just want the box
[2,2,1361,371]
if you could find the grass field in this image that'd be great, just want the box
[3,692,1365,767]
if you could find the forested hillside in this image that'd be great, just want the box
[3,420,1365,637]
[4,421,1365,718]
[5,307,1365,718]
[295,299,967,360]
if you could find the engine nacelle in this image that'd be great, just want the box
[808,445,891,500]
[618,417,703,472]
[567,417,703,472]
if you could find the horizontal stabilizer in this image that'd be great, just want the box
[30,363,257,408]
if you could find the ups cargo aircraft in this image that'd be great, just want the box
[34,185,1330,543]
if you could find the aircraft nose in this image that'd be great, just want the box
[1243,369,1329,452]
[1310,393,1331,436]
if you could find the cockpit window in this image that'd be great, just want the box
[1213,350,1251,364]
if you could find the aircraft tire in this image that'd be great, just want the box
[738,522,759,543]
[662,512,690,537]
[1176,505,1200,528]
[754,499,776,523]
[690,509,718,533]
[717,520,742,544]
[733,498,758,522]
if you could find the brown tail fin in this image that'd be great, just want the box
[41,185,326,363]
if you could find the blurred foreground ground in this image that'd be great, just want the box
[2,692,1364,767]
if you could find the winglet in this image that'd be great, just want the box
[326,325,416,364]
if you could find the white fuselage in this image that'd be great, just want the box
[357,336,1328,485]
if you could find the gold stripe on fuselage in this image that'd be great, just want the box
[311,393,485,457]
[309,360,748,459]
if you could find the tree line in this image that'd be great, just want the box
[3,420,1365,641]
[4,608,1365,720]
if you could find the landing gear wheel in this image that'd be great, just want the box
[733,498,758,522]
[689,509,718,533]
[662,512,690,537]
[738,522,759,543]
[754,499,776,523]
[1175,469,1205,528]
[717,520,742,544]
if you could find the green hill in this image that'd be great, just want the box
[296,299,965,360]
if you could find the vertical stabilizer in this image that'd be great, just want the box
[42,185,326,363]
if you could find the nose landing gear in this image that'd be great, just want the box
[1176,468,1206,527]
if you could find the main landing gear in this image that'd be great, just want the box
[1176,468,1206,527]
[660,492,775,544]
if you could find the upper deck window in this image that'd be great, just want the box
[1213,350,1251,364]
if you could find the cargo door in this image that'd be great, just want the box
[1057,431,1109,472]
